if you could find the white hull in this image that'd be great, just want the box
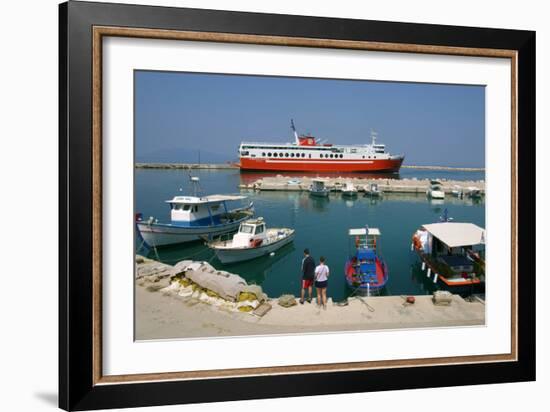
[309,190,329,197]
[212,230,295,264]
[137,220,243,247]
[427,190,445,199]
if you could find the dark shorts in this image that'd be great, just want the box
[315,280,328,289]
[302,279,314,288]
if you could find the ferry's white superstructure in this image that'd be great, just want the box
[238,120,404,173]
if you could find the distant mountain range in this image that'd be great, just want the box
[136,147,235,164]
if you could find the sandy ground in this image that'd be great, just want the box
[135,283,485,340]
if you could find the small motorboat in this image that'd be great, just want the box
[341,182,358,197]
[427,180,445,199]
[208,217,295,264]
[344,226,389,295]
[364,182,382,197]
[309,179,330,197]
[136,176,254,247]
[466,186,483,199]
[451,185,464,198]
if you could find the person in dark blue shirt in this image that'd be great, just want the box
[300,248,315,304]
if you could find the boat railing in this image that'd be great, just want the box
[208,232,234,244]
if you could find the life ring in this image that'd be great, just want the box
[412,235,421,250]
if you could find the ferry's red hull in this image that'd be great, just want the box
[239,157,404,173]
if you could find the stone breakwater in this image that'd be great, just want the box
[239,175,485,194]
[135,163,237,170]
[135,163,483,172]
[401,165,484,172]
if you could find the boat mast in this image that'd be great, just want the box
[371,130,378,146]
[188,173,202,197]
[291,119,299,145]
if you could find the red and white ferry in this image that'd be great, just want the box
[238,120,404,173]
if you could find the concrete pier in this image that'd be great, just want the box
[135,256,485,340]
[239,175,485,195]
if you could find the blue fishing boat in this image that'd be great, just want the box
[344,227,389,294]
[136,176,254,247]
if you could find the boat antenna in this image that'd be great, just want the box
[371,129,378,146]
[291,119,299,145]
[187,169,202,197]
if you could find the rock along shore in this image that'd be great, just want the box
[135,256,485,340]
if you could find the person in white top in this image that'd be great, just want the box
[314,256,330,309]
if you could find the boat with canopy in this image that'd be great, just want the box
[411,221,485,293]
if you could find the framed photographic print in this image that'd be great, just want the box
[59,1,535,410]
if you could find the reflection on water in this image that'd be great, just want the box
[238,170,401,185]
[309,196,330,213]
[409,262,439,295]
[136,169,485,301]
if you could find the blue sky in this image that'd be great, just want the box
[135,71,485,167]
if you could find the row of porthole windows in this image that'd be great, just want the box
[320,154,344,159]
[261,152,308,158]
[260,152,345,159]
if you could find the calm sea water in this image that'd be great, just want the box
[135,169,485,301]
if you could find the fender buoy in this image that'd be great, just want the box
[355,236,360,248]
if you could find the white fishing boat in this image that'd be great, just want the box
[451,185,464,198]
[466,186,483,199]
[208,218,295,264]
[364,182,382,197]
[309,179,330,197]
[426,180,445,199]
[136,177,254,247]
[342,182,358,197]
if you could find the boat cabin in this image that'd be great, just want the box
[231,218,267,247]
[414,222,485,280]
[311,179,327,191]
[349,227,381,250]
[342,182,357,192]
[166,194,247,226]
[429,180,443,190]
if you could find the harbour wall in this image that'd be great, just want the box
[240,176,485,195]
[135,163,237,170]
[135,163,484,172]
